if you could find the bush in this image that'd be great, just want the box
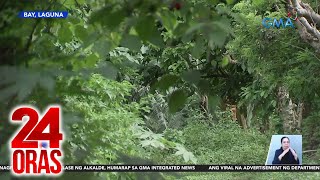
[182,114,269,164]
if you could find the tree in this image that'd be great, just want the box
[288,0,320,52]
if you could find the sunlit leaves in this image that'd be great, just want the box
[221,56,229,67]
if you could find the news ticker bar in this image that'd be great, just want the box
[1,165,320,172]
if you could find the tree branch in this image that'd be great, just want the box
[298,17,320,40]
[289,0,320,52]
[298,2,320,26]
[24,0,56,67]
[24,19,41,68]
[226,54,239,64]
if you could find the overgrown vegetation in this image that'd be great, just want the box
[1,0,320,179]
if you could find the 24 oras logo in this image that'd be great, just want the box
[262,11,298,29]
[9,105,64,176]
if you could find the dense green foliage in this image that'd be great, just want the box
[1,0,320,179]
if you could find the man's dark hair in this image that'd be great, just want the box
[281,136,290,143]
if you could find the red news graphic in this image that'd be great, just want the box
[9,105,64,176]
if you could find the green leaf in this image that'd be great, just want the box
[104,10,126,29]
[191,37,206,59]
[174,23,189,37]
[208,26,228,48]
[139,130,153,139]
[185,23,206,36]
[85,54,99,67]
[135,16,154,40]
[58,25,73,43]
[183,23,207,43]
[75,25,88,42]
[135,16,164,47]
[205,19,232,48]
[160,138,176,148]
[141,140,152,147]
[90,7,125,30]
[181,70,201,85]
[183,151,194,163]
[94,62,118,80]
[68,16,81,24]
[83,31,99,48]
[92,39,111,58]
[160,10,177,32]
[212,18,233,35]
[168,89,187,113]
[152,74,180,92]
[221,56,229,67]
[151,140,165,149]
[175,144,186,156]
[174,144,197,163]
[120,34,142,51]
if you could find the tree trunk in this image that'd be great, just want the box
[240,114,248,129]
[200,94,208,116]
[277,86,304,134]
